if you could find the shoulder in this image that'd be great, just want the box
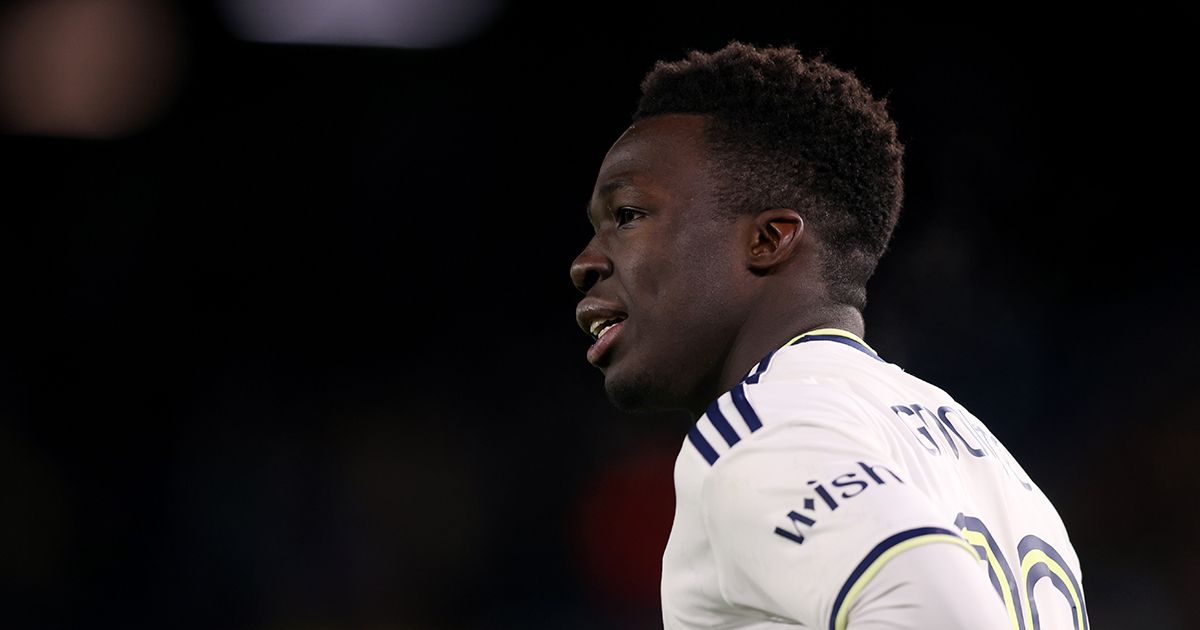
[691,368,974,626]
[684,345,894,471]
[754,337,914,401]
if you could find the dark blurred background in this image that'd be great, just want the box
[1,0,1196,628]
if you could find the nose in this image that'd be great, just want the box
[570,238,612,294]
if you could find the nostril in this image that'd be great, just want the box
[581,269,600,293]
[570,245,612,293]
[570,268,596,293]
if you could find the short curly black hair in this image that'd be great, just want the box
[634,41,904,311]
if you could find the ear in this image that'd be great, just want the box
[747,208,804,272]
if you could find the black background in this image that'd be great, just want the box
[2,1,1196,628]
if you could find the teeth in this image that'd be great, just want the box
[589,318,623,340]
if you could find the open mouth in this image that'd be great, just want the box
[584,314,627,366]
[576,300,629,366]
[589,315,627,342]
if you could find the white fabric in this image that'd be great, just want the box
[660,335,1087,630]
[846,541,1010,630]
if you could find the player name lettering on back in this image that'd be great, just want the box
[772,402,1036,546]
[773,462,903,545]
[889,402,1032,491]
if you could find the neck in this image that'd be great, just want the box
[685,302,864,419]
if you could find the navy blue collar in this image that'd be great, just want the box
[789,333,884,362]
[743,328,883,385]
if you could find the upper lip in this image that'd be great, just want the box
[576,298,628,340]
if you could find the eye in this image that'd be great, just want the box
[615,206,643,226]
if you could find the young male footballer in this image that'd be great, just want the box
[570,42,1088,630]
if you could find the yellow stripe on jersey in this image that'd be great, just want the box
[1020,549,1086,630]
[787,328,878,355]
[833,533,976,630]
[962,527,1022,630]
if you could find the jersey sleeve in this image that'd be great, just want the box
[845,541,1010,630]
[699,382,1005,629]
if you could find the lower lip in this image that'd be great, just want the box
[586,321,626,366]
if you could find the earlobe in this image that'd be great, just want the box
[748,208,804,271]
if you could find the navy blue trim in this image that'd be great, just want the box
[687,425,719,465]
[957,513,1024,625]
[731,384,762,431]
[829,527,959,630]
[744,350,776,384]
[791,334,885,363]
[705,399,742,447]
[1026,563,1075,630]
[1018,535,1089,630]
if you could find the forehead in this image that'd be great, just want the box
[592,113,714,199]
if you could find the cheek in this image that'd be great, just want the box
[634,242,738,334]
[675,232,741,299]
[620,224,740,317]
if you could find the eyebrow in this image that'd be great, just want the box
[585,179,636,222]
[600,179,635,196]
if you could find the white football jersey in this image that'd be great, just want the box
[661,328,1088,630]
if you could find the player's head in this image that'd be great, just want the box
[571,41,904,413]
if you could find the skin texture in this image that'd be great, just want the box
[571,113,864,417]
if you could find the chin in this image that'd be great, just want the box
[603,367,677,413]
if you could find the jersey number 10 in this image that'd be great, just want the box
[955,513,1089,630]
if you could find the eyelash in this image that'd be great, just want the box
[615,207,643,226]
